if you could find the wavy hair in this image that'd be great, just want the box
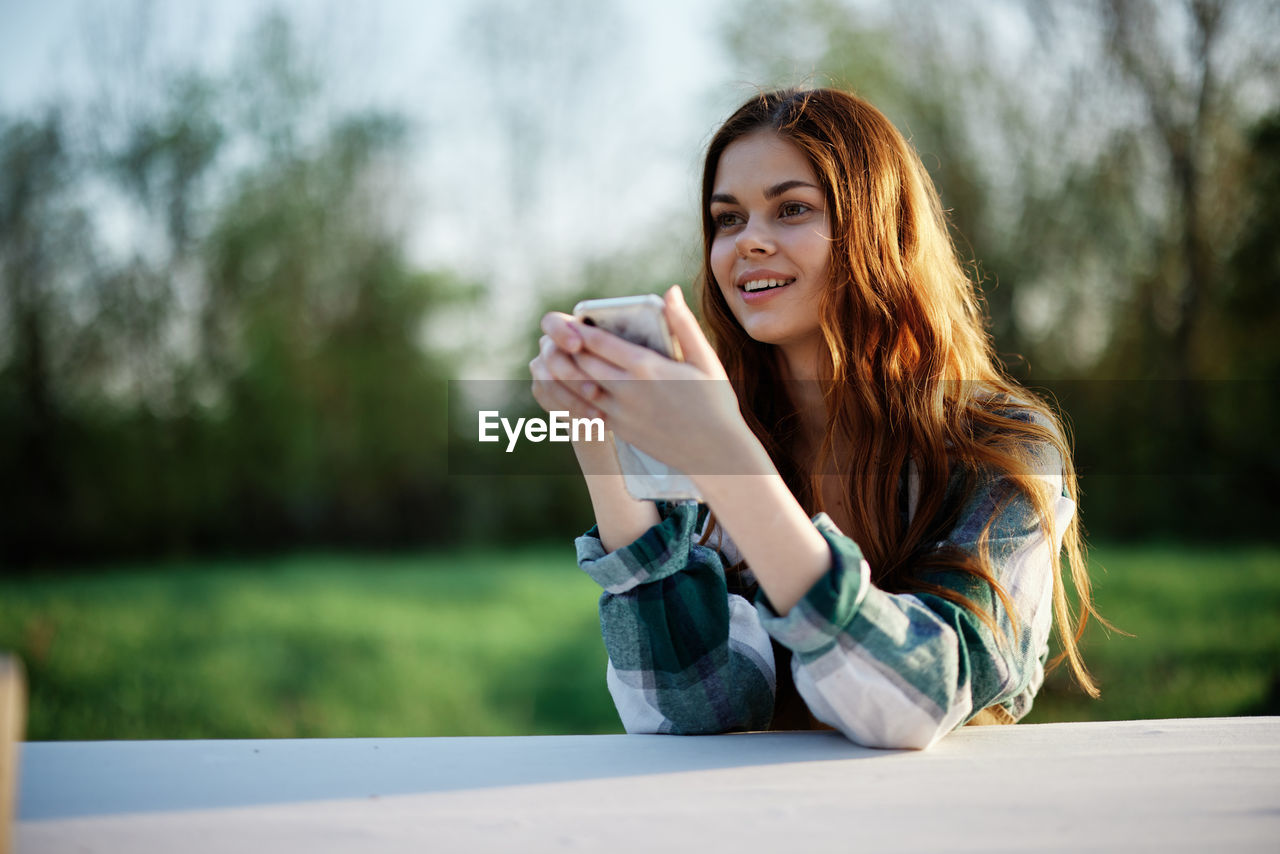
[698,87,1103,700]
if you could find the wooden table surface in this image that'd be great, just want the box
[16,716,1280,853]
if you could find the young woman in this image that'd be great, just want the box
[528,87,1103,749]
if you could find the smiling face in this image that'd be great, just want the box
[709,130,832,373]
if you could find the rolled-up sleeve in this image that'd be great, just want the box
[577,502,777,734]
[757,464,1072,750]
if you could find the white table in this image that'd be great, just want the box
[17,717,1280,853]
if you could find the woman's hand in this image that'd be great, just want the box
[529,310,603,426]
[558,286,753,478]
[532,286,831,607]
[528,295,672,552]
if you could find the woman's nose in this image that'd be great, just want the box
[735,220,774,257]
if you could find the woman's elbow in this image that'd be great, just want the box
[794,665,968,750]
[831,717,948,750]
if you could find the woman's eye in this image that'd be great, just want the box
[779,202,810,218]
[713,212,743,230]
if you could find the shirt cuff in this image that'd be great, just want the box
[754,512,872,655]
[575,500,703,594]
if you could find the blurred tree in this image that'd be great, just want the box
[1037,0,1280,535]
[202,109,460,547]
[0,11,474,566]
[459,0,629,372]
[464,0,620,221]
[1221,111,1280,382]
[1055,0,1278,392]
[0,110,94,564]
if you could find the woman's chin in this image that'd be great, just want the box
[740,323,811,349]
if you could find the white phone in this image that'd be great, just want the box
[572,295,703,503]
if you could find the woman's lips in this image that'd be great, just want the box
[740,277,794,293]
[739,279,793,304]
[736,270,795,290]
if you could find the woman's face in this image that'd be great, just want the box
[709,130,831,360]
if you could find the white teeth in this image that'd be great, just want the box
[742,278,793,292]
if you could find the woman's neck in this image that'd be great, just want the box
[778,338,821,384]
[776,347,855,529]
[777,342,827,454]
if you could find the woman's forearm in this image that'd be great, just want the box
[574,438,659,553]
[692,430,831,616]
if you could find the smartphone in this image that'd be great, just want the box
[572,295,703,503]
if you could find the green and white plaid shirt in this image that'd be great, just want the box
[575,449,1073,750]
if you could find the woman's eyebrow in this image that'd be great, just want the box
[710,180,820,207]
[764,179,819,200]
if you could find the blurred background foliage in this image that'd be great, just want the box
[2,14,471,563]
[0,0,1277,737]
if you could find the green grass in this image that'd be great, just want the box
[1,542,1277,740]
[0,547,618,740]
[1025,542,1280,723]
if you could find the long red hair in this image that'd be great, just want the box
[699,88,1102,698]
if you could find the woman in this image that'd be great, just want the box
[528,87,1103,749]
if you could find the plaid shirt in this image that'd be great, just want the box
[575,451,1073,750]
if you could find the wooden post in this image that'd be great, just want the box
[0,655,25,854]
